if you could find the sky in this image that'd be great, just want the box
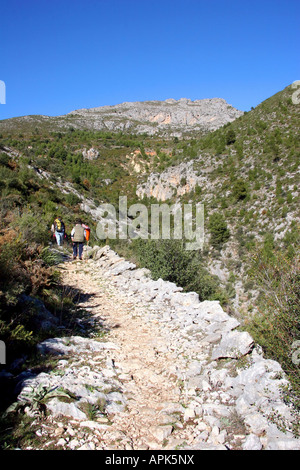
[0,0,299,119]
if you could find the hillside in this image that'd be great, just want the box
[136,84,300,311]
[0,84,299,446]
[0,84,298,303]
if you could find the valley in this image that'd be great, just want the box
[0,83,299,450]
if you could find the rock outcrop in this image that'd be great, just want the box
[136,160,202,201]
[67,98,243,137]
[82,147,99,160]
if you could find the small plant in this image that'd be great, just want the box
[40,247,63,266]
[4,385,75,416]
[79,396,107,420]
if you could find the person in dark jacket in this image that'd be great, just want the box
[71,219,86,260]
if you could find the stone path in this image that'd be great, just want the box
[56,257,196,450]
[12,246,300,450]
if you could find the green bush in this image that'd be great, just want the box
[226,129,236,145]
[0,240,40,360]
[247,247,300,397]
[0,235,67,367]
[232,179,248,201]
[65,192,81,206]
[133,239,224,302]
[208,212,230,248]
[0,152,10,167]
[15,210,50,245]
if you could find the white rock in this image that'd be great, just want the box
[244,413,269,435]
[211,331,254,360]
[150,425,173,441]
[46,398,86,420]
[242,434,263,450]
[79,420,109,430]
[68,438,80,450]
[184,408,195,421]
[56,438,67,447]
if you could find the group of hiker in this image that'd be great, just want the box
[51,217,90,260]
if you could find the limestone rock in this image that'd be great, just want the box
[67,98,243,137]
[82,147,99,160]
[242,434,263,450]
[211,331,254,360]
[150,425,173,442]
[46,398,86,420]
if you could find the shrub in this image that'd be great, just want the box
[0,241,37,359]
[226,129,236,145]
[14,210,50,245]
[133,239,224,302]
[64,192,81,206]
[208,212,230,248]
[0,237,60,364]
[247,247,300,396]
[0,152,10,167]
[232,179,248,201]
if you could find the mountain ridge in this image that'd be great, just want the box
[0,96,243,137]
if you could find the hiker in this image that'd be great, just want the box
[71,219,86,260]
[51,216,65,247]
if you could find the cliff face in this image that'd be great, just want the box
[136,160,203,201]
[67,98,243,136]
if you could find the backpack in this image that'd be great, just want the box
[55,218,65,233]
[82,224,90,241]
[73,225,85,242]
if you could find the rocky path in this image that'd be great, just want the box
[58,257,195,450]
[12,246,300,451]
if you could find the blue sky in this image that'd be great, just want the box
[0,0,299,119]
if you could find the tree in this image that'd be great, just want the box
[208,213,230,248]
[232,179,248,201]
[226,129,236,145]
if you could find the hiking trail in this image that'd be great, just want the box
[59,256,189,450]
[13,246,300,450]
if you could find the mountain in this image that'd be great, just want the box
[0,83,299,398]
[0,97,243,137]
[67,98,243,136]
[136,83,299,310]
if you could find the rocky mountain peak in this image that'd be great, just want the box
[67,97,244,136]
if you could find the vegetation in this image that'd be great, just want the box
[0,82,299,403]
[132,239,226,303]
[208,212,230,248]
[246,243,300,397]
